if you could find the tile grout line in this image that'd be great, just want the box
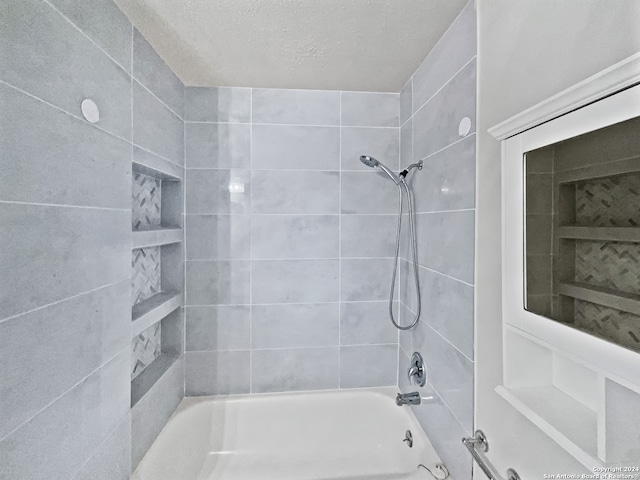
[0,279,129,325]
[43,0,184,125]
[249,88,254,394]
[0,345,129,444]
[182,85,187,397]
[183,300,392,307]
[44,0,185,122]
[0,79,183,170]
[430,382,473,436]
[185,121,398,129]
[411,55,477,121]
[68,410,130,480]
[183,209,473,216]
[186,343,399,354]
[130,22,135,352]
[338,91,343,388]
[0,79,131,145]
[416,132,476,163]
[0,199,130,212]
[421,318,474,364]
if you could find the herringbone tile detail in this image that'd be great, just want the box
[132,172,161,230]
[576,173,640,227]
[132,247,161,306]
[131,323,161,379]
[574,300,640,351]
[575,240,640,294]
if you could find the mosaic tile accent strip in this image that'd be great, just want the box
[574,300,640,352]
[132,247,161,306]
[131,323,162,379]
[132,172,161,230]
[575,173,640,227]
[575,240,640,295]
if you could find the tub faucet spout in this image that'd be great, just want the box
[396,392,421,406]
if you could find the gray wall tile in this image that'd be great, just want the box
[185,261,250,305]
[71,414,131,480]
[1,0,132,140]
[341,92,399,127]
[186,123,251,168]
[47,0,132,72]
[340,344,397,388]
[186,215,250,260]
[252,170,339,214]
[409,134,476,213]
[398,8,476,472]
[133,29,184,117]
[161,308,185,356]
[399,259,416,312]
[0,349,130,480]
[0,281,130,439]
[252,89,340,125]
[410,385,472,480]
[0,84,131,209]
[251,214,339,259]
[133,81,184,163]
[252,303,339,348]
[399,305,413,355]
[184,350,250,395]
[412,1,476,113]
[419,267,474,359]
[133,146,183,180]
[341,258,396,302]
[340,301,398,345]
[185,305,250,351]
[400,79,412,126]
[252,260,339,304]
[0,204,129,319]
[401,119,413,166]
[185,169,251,214]
[341,172,398,214]
[252,125,340,170]
[185,87,250,123]
[413,321,473,433]
[398,347,412,391]
[413,59,476,160]
[251,347,339,393]
[417,210,475,284]
[131,356,184,470]
[341,127,399,171]
[340,214,396,258]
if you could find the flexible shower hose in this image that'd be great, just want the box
[388,177,421,330]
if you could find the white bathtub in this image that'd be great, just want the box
[131,387,444,480]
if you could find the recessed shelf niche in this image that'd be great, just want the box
[525,115,640,353]
[130,160,183,406]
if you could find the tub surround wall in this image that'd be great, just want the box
[0,0,185,477]
[184,87,401,395]
[397,2,476,479]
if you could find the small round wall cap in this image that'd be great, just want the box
[458,116,471,137]
[81,99,100,124]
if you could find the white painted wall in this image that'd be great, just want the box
[475,0,640,476]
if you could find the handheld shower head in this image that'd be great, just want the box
[360,155,379,168]
[359,155,400,185]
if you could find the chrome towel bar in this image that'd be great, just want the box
[462,430,521,480]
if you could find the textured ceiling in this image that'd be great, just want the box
[113,0,468,92]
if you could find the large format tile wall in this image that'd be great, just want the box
[0,0,185,478]
[184,88,402,394]
[397,2,476,479]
